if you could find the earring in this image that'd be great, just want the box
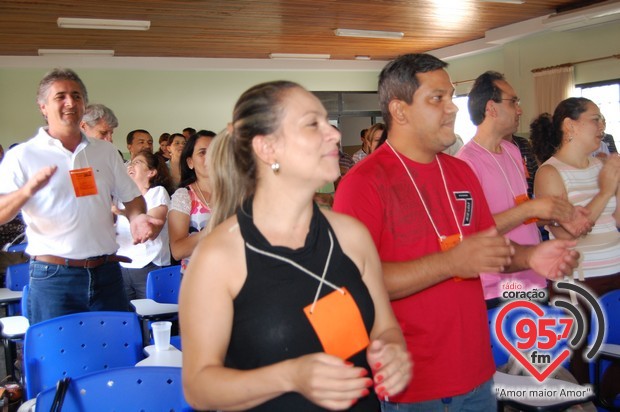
[568,135,574,142]
[271,162,280,174]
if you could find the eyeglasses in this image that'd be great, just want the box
[127,159,146,168]
[500,97,521,107]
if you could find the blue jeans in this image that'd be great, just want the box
[28,260,129,325]
[381,379,496,412]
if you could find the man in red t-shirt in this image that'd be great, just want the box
[333,53,580,411]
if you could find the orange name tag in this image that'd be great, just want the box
[303,287,369,360]
[439,234,464,281]
[69,167,98,197]
[439,234,461,252]
[514,193,538,225]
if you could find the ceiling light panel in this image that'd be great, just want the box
[57,18,150,31]
[334,29,404,39]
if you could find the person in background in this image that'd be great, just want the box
[592,116,618,160]
[530,97,620,404]
[458,70,590,304]
[182,127,196,139]
[0,68,161,324]
[116,150,173,300]
[80,103,118,143]
[0,144,4,163]
[168,130,215,272]
[156,132,171,163]
[352,128,369,163]
[126,129,154,161]
[601,116,618,154]
[506,134,538,198]
[180,81,411,411]
[166,133,187,190]
[365,123,386,154]
[441,133,463,156]
[338,143,355,176]
[334,53,579,411]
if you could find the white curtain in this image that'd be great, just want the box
[533,65,575,116]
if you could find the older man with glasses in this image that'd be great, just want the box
[456,70,592,305]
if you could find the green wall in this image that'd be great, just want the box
[0,21,618,151]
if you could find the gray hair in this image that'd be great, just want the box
[37,68,88,105]
[82,104,118,128]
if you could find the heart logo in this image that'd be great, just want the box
[495,300,572,382]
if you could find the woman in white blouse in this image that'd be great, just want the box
[116,150,173,299]
[168,130,216,272]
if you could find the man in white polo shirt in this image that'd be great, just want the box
[0,68,161,324]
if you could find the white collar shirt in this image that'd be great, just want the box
[0,127,141,259]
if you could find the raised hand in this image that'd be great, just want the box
[528,239,579,280]
[598,155,620,197]
[531,196,574,222]
[558,206,592,238]
[448,227,514,278]
[130,213,164,244]
[24,165,57,197]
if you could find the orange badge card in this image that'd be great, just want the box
[439,234,464,281]
[69,167,98,197]
[514,193,538,225]
[439,233,461,252]
[303,287,369,360]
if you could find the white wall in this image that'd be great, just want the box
[0,21,618,152]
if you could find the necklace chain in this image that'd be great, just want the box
[194,183,210,209]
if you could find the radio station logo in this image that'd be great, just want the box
[493,281,605,383]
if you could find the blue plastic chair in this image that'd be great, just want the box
[146,265,182,304]
[6,243,27,253]
[23,311,144,400]
[35,366,192,411]
[5,262,29,316]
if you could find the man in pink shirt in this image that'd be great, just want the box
[457,71,591,303]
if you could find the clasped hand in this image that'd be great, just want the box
[291,340,411,410]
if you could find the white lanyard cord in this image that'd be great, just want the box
[386,141,462,240]
[472,140,527,198]
[245,230,342,314]
[436,156,463,239]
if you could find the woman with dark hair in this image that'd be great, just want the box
[156,132,171,162]
[168,130,216,272]
[530,97,620,401]
[115,150,173,299]
[180,81,410,411]
[166,133,186,189]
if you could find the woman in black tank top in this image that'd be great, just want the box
[179,81,411,411]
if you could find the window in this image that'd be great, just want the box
[454,95,476,145]
[575,79,620,147]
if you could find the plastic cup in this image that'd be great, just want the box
[152,321,172,351]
